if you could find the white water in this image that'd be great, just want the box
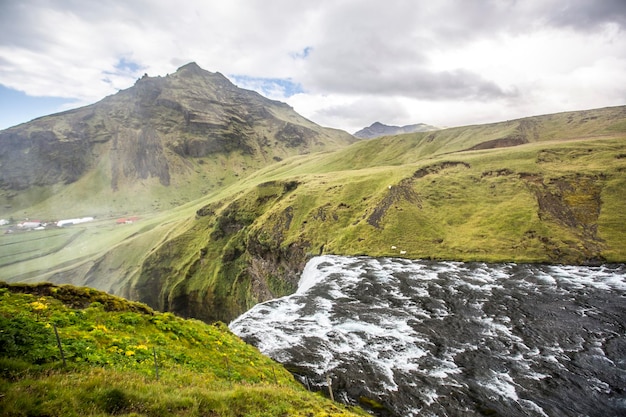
[230,255,626,416]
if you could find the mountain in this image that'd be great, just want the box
[1,90,625,323]
[353,121,439,139]
[0,62,354,217]
[0,281,367,417]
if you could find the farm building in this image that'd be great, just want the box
[17,221,42,229]
[56,217,94,227]
[116,217,140,224]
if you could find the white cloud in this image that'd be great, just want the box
[0,0,624,132]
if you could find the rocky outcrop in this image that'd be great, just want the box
[128,180,308,323]
[526,173,606,263]
[0,129,94,189]
[110,127,171,189]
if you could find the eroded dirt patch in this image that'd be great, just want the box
[368,161,470,228]
[465,119,539,151]
[525,173,606,262]
[367,179,422,228]
[466,135,528,151]
[412,161,471,179]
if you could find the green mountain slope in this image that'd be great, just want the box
[2,106,625,324]
[0,282,367,417]
[125,107,626,322]
[313,106,626,170]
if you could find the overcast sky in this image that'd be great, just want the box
[1,0,625,133]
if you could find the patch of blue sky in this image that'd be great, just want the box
[229,75,304,99]
[101,57,146,87]
[114,57,143,73]
[0,85,78,130]
[103,57,145,79]
[290,46,313,59]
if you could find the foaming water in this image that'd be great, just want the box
[230,255,626,416]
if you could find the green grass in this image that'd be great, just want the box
[0,229,82,267]
[0,283,368,417]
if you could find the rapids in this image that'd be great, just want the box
[230,255,626,416]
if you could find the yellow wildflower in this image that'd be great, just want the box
[30,301,47,311]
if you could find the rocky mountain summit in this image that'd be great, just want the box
[0,62,353,215]
[354,121,439,139]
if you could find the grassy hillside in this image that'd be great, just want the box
[0,282,367,417]
[121,107,626,322]
[2,106,625,323]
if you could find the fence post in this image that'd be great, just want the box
[153,347,159,381]
[53,324,66,367]
[224,356,232,389]
[326,374,334,401]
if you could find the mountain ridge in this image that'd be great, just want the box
[354,121,439,139]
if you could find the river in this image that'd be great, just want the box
[230,255,626,417]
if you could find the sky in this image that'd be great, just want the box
[0,0,625,134]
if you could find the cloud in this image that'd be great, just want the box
[543,0,626,30]
[304,64,517,100]
[0,0,624,132]
[289,94,413,133]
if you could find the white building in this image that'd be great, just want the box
[17,221,42,229]
[56,217,94,227]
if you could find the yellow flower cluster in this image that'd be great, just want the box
[29,301,47,311]
[94,324,108,332]
[107,346,124,354]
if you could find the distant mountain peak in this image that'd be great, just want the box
[175,61,213,76]
[173,62,221,79]
[178,61,202,71]
[354,121,439,139]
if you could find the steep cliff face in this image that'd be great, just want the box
[128,180,309,323]
[0,62,354,215]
